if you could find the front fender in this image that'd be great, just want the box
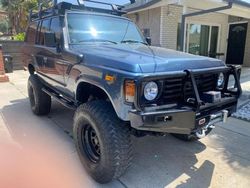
[74,68,133,121]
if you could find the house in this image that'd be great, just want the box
[125,0,250,67]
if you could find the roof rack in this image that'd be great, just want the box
[29,0,134,22]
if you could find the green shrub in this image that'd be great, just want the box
[14,33,25,41]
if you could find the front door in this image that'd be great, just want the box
[226,22,248,65]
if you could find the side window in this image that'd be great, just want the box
[35,21,41,44]
[38,19,51,45]
[50,17,61,43]
[26,21,38,44]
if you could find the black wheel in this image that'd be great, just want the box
[27,74,51,115]
[171,128,213,141]
[73,101,132,184]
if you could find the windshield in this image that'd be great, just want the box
[67,13,146,44]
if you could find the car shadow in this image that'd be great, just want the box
[1,98,248,187]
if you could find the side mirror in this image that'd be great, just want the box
[146,37,151,45]
[44,32,56,47]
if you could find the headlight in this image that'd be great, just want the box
[217,73,224,88]
[144,81,158,101]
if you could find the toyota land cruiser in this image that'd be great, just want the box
[22,0,242,183]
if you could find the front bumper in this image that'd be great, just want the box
[128,66,241,134]
[129,97,237,134]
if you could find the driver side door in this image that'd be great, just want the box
[42,16,66,90]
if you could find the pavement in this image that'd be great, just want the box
[232,67,250,121]
[233,99,250,121]
[0,70,250,188]
[240,67,250,95]
[239,67,250,100]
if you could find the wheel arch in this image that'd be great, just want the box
[75,81,120,118]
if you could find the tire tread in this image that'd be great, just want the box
[73,100,132,183]
[28,74,51,115]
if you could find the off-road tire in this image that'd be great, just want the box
[73,101,132,184]
[27,74,51,115]
[171,128,213,141]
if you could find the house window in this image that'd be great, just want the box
[188,24,210,56]
[176,23,189,51]
[177,23,181,51]
[210,26,219,58]
[185,23,220,58]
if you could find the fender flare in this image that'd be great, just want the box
[75,77,121,118]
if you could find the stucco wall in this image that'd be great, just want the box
[244,22,250,67]
[160,5,229,61]
[126,7,161,46]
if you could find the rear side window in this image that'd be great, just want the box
[38,19,51,45]
[26,21,38,44]
[50,17,61,42]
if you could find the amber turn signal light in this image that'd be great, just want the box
[124,80,135,103]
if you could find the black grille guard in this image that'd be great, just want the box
[133,65,242,112]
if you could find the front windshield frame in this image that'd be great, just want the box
[65,11,146,45]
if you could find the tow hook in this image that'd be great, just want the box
[195,129,206,139]
[195,124,215,139]
[195,110,229,139]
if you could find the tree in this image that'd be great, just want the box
[1,0,61,34]
[0,20,8,34]
[1,0,39,34]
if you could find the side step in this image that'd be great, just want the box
[42,88,77,110]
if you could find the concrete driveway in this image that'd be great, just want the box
[1,71,250,188]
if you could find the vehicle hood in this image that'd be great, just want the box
[70,44,226,73]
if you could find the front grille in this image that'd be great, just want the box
[158,73,218,105]
[161,77,183,104]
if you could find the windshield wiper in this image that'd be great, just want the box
[77,39,117,44]
[120,40,148,45]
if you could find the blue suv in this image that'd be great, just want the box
[22,1,242,183]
